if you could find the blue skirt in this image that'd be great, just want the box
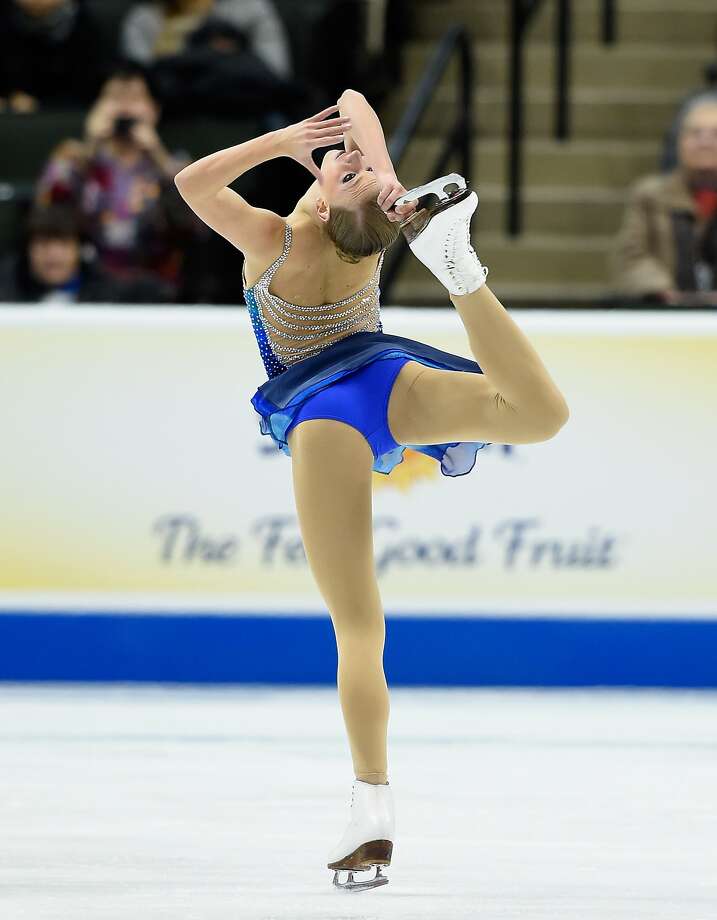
[249,330,490,477]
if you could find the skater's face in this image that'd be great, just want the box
[319,149,380,210]
[679,102,717,173]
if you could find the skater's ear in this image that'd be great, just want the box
[316,196,330,224]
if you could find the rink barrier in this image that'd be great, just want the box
[0,612,716,687]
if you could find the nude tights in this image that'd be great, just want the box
[287,284,568,786]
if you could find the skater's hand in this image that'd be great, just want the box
[277,105,352,182]
[376,173,416,222]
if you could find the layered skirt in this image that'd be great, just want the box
[249,330,489,477]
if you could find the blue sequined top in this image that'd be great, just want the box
[243,222,385,379]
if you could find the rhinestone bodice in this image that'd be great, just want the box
[243,222,385,379]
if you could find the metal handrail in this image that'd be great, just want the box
[381,25,473,303]
[602,0,617,44]
[508,0,617,235]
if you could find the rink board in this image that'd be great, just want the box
[1,306,716,686]
[0,612,716,687]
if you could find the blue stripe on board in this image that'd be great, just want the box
[0,612,716,687]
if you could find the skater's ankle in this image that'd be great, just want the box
[356,771,388,785]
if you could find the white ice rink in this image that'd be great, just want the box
[1,685,716,920]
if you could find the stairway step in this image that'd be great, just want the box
[471,185,625,235]
[413,1,717,43]
[396,232,611,287]
[388,0,705,303]
[382,86,686,139]
[390,277,608,307]
[402,40,712,91]
[394,138,659,189]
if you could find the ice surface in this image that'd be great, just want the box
[1,685,716,919]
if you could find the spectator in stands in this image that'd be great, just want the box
[0,0,105,112]
[659,21,717,172]
[612,95,717,306]
[0,204,171,304]
[121,0,291,79]
[119,0,303,120]
[660,88,717,173]
[34,64,197,299]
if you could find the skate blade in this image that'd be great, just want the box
[332,866,389,892]
[395,173,467,208]
[398,187,477,246]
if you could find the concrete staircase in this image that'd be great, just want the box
[382,0,715,305]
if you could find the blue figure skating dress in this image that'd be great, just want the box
[245,222,489,477]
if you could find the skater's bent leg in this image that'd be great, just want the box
[451,283,569,434]
[288,418,390,785]
[390,187,569,447]
[388,284,570,447]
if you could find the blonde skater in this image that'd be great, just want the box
[174,89,569,892]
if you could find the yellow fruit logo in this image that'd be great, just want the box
[372,448,438,492]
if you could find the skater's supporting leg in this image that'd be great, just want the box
[288,418,390,785]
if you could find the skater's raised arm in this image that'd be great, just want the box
[336,90,395,175]
[337,89,416,221]
[174,106,351,255]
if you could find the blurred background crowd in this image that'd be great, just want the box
[0,0,716,308]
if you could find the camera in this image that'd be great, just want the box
[113,116,137,139]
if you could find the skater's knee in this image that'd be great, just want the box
[528,394,570,441]
[331,604,385,644]
[328,588,384,631]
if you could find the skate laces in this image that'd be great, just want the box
[445,217,475,269]
[445,216,488,287]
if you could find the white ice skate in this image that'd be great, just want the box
[327,779,394,892]
[396,174,488,296]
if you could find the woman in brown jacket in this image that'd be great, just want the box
[612,94,717,306]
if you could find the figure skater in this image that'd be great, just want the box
[174,89,569,892]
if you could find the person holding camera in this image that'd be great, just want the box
[34,63,195,298]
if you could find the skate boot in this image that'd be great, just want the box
[327,779,394,892]
[396,175,488,296]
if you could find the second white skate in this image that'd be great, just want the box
[327,779,395,892]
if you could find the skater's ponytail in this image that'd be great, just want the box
[326,199,400,264]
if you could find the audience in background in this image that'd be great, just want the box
[0,1,389,307]
[0,204,171,303]
[0,0,105,112]
[121,0,291,78]
[660,87,717,174]
[119,0,302,118]
[659,28,717,172]
[34,64,198,299]
[612,94,717,306]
